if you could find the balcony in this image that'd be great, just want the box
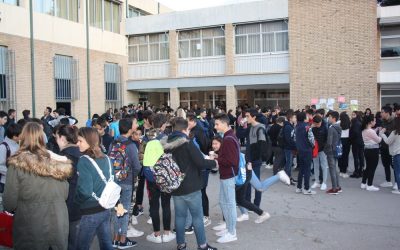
[234,53,289,74]
[128,61,169,80]
[178,57,225,77]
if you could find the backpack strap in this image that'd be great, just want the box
[82,155,113,201]
[1,142,11,159]
[224,135,240,178]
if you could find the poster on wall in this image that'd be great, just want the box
[319,98,327,110]
[339,103,349,110]
[327,98,335,110]
[338,96,346,103]
[350,100,359,111]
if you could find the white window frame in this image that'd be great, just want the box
[128,33,169,64]
[89,0,121,33]
[380,34,400,59]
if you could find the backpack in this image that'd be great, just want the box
[108,140,131,181]
[225,136,246,186]
[332,126,343,158]
[256,126,272,162]
[1,142,11,160]
[83,155,121,209]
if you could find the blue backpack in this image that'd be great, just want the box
[332,126,343,158]
[225,136,246,186]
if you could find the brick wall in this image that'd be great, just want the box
[289,0,379,112]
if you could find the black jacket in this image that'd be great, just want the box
[191,123,210,155]
[161,133,216,196]
[268,124,282,147]
[349,118,364,147]
[312,123,328,152]
[59,145,82,222]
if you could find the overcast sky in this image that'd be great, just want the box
[158,0,260,11]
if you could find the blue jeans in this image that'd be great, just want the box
[393,154,400,188]
[68,220,80,250]
[297,151,312,190]
[76,209,113,250]
[246,160,262,207]
[284,149,294,177]
[173,191,207,246]
[313,151,328,184]
[219,177,237,235]
[250,170,280,191]
[113,184,132,236]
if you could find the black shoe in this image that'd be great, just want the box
[185,226,194,235]
[118,239,137,249]
[350,173,359,178]
[177,243,187,250]
[290,178,297,183]
[198,244,218,250]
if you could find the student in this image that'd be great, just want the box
[380,106,395,188]
[311,115,328,191]
[0,123,21,193]
[0,111,8,143]
[110,112,122,139]
[349,111,365,178]
[92,117,113,154]
[338,112,351,178]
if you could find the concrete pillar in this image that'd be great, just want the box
[226,85,237,113]
[169,30,178,78]
[225,23,235,75]
[170,87,180,110]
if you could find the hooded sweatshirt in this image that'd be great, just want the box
[324,122,342,156]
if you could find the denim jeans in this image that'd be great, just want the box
[219,177,237,235]
[113,184,132,236]
[250,170,280,191]
[68,220,80,250]
[246,160,262,207]
[327,154,340,189]
[313,151,328,184]
[173,191,207,246]
[393,154,400,188]
[76,209,113,250]
[284,149,294,177]
[297,151,312,190]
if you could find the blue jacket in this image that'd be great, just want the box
[295,122,312,153]
[283,121,296,150]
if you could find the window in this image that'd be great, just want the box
[381,26,400,58]
[0,46,16,111]
[178,27,225,58]
[90,0,120,33]
[128,6,149,17]
[54,55,79,101]
[235,21,288,54]
[33,0,78,22]
[105,63,122,109]
[129,33,169,63]
[1,0,19,5]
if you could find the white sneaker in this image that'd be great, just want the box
[295,188,302,193]
[366,185,380,192]
[341,173,349,178]
[162,232,176,243]
[311,182,320,189]
[361,183,367,189]
[237,213,249,222]
[127,225,144,238]
[303,189,316,195]
[320,183,327,191]
[255,212,270,224]
[393,183,398,190]
[217,232,237,243]
[380,181,393,188]
[147,218,152,224]
[146,233,162,243]
[131,216,138,225]
[265,164,273,169]
[215,229,228,237]
[212,222,226,231]
[203,216,211,227]
[277,170,290,185]
[391,190,400,194]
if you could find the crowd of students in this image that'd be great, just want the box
[0,102,399,250]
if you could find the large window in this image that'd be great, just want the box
[33,0,78,22]
[128,6,149,17]
[381,26,400,58]
[54,55,79,101]
[1,0,19,5]
[105,63,122,109]
[0,46,16,111]
[90,0,120,33]
[178,27,225,58]
[235,21,288,54]
[129,33,169,63]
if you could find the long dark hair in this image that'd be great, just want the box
[340,112,350,130]
[56,125,78,144]
[362,114,375,130]
[78,127,104,159]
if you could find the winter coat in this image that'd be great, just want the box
[282,121,296,150]
[324,123,342,156]
[350,118,364,147]
[3,151,72,250]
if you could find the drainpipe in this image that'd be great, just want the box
[86,0,91,119]
[29,0,36,117]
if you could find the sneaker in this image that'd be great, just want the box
[326,188,339,195]
[127,225,144,238]
[112,240,119,248]
[320,183,327,191]
[215,229,228,237]
[132,206,144,217]
[177,244,187,250]
[295,188,303,193]
[198,244,218,250]
[212,222,226,231]
[237,213,249,222]
[255,212,270,224]
[380,181,393,188]
[147,218,152,224]
[277,170,290,185]
[146,233,162,244]
[393,183,398,190]
[337,187,343,193]
[290,178,297,183]
[311,182,320,189]
[185,226,194,235]
[341,173,349,178]
[265,164,273,169]
[203,216,211,227]
[391,190,400,194]
[350,173,360,178]
[366,185,380,192]
[303,189,316,195]
[216,232,237,243]
[131,216,138,225]
[361,183,367,189]
[118,239,138,249]
[162,232,176,243]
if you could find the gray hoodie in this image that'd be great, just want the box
[324,123,342,156]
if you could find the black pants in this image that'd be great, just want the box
[272,146,285,175]
[133,168,145,208]
[236,182,263,216]
[338,138,351,173]
[362,148,379,186]
[201,170,210,217]
[352,143,364,175]
[148,182,171,232]
[380,146,393,182]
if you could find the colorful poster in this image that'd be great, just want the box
[327,98,335,110]
[350,100,359,111]
[338,96,345,103]
[339,103,348,110]
[311,98,318,105]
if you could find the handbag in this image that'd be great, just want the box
[0,211,13,247]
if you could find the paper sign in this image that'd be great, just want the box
[339,103,348,110]
[338,96,345,103]
[311,98,318,105]
[319,98,327,104]
[350,100,358,105]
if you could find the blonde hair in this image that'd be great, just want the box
[18,122,50,158]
